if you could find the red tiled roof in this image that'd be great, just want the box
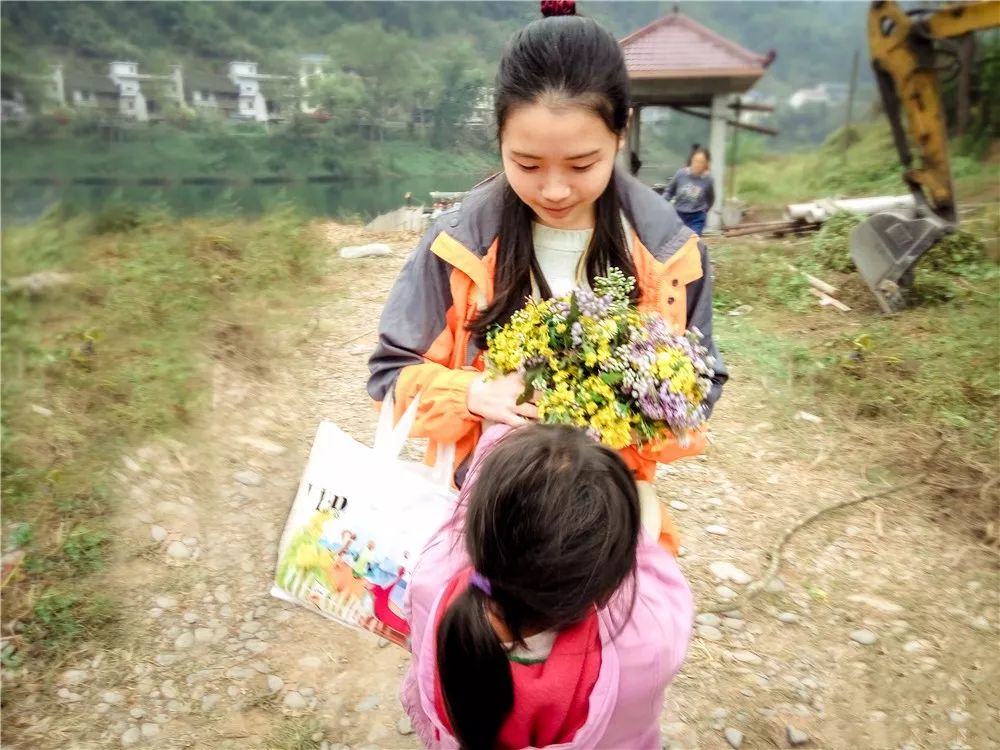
[620,11,767,75]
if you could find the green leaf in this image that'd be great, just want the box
[516,365,544,406]
[515,383,535,406]
[600,371,624,386]
[566,292,580,327]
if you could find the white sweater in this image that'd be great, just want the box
[532,222,593,297]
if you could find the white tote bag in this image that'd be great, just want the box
[270,394,457,646]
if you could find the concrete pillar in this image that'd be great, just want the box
[171,65,185,106]
[707,94,728,231]
[620,106,644,175]
[50,64,66,108]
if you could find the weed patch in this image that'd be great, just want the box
[1,207,326,670]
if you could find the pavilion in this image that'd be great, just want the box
[620,9,774,229]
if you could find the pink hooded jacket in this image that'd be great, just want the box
[400,426,694,749]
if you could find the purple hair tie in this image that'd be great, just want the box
[469,571,492,597]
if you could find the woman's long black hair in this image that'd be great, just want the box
[467,13,640,349]
[435,425,641,750]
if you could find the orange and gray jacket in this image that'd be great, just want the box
[367,170,728,484]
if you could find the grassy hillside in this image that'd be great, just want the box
[731,122,999,208]
[2,1,866,94]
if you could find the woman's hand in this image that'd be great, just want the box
[467,372,539,426]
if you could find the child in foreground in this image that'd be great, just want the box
[401,424,694,750]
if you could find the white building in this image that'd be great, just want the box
[109,61,149,121]
[226,61,293,122]
[734,90,777,125]
[228,61,268,121]
[37,59,291,123]
[56,65,120,116]
[788,82,849,110]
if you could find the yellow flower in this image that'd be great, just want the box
[589,405,632,449]
[669,368,698,398]
[486,273,709,449]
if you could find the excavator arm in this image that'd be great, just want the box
[850,0,999,312]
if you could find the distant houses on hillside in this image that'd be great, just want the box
[5,56,327,124]
[3,55,495,132]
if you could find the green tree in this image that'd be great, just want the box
[305,70,366,133]
[332,21,418,142]
[427,41,488,148]
[0,18,47,108]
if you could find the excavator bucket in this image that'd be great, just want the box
[848,211,950,313]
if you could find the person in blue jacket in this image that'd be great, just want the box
[664,144,715,235]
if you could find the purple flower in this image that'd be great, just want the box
[573,289,613,318]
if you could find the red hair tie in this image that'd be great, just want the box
[541,0,576,17]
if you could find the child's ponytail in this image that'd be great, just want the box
[436,583,513,750]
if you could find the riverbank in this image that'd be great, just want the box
[1,125,498,184]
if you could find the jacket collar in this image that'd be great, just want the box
[433,168,693,266]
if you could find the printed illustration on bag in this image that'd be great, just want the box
[274,482,414,646]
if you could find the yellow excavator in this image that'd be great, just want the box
[851,0,999,312]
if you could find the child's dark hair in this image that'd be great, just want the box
[436,425,641,750]
[688,143,711,165]
[467,12,639,349]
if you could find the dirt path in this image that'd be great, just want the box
[8,224,997,750]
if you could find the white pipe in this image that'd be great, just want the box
[784,195,915,224]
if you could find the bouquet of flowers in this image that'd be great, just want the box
[485,268,716,449]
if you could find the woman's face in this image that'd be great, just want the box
[689,152,709,176]
[500,102,620,230]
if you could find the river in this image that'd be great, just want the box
[0,173,487,225]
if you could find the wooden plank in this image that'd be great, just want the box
[810,288,851,312]
[721,221,800,237]
[728,101,775,113]
[786,264,838,294]
[672,106,780,136]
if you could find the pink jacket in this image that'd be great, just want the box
[400,427,694,749]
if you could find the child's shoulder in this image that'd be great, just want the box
[633,537,694,623]
[621,537,694,665]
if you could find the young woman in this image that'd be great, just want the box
[367,4,728,522]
